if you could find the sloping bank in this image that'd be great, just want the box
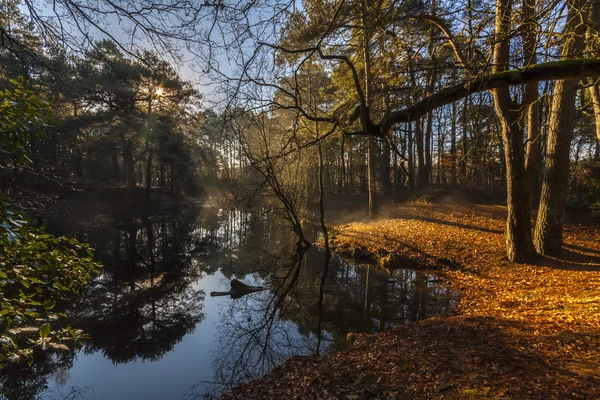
[221,204,600,399]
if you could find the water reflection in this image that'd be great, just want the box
[204,244,453,396]
[0,206,456,400]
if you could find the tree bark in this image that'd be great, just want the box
[588,81,600,143]
[361,0,378,218]
[587,1,600,144]
[461,98,468,181]
[407,121,415,188]
[523,0,541,222]
[381,135,391,193]
[534,0,587,255]
[451,101,457,185]
[491,0,535,262]
[415,118,427,187]
[424,112,433,185]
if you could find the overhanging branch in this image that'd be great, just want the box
[380,58,600,132]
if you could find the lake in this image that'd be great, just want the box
[0,204,456,400]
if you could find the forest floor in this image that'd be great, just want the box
[221,199,600,400]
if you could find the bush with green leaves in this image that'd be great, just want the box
[0,207,101,367]
[0,76,53,165]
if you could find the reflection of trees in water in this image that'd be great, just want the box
[70,211,207,364]
[193,207,301,278]
[205,241,456,395]
[205,245,315,395]
[282,249,456,341]
[1,205,456,400]
[0,352,76,400]
[0,206,281,400]
[1,208,223,399]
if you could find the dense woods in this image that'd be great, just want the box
[1,0,600,398]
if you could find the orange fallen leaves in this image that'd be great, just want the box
[222,204,600,400]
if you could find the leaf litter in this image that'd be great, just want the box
[222,204,600,399]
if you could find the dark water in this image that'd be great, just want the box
[0,205,456,400]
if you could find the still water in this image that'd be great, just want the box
[0,205,456,400]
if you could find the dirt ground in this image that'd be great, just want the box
[221,200,600,400]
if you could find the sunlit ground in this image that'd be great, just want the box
[224,202,600,399]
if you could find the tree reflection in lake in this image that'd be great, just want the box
[70,214,206,364]
[0,205,456,400]
[202,238,456,396]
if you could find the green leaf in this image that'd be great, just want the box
[39,323,50,339]
[43,300,55,310]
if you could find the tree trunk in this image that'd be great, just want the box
[422,0,437,186]
[587,1,600,144]
[407,121,415,188]
[146,148,153,198]
[424,112,433,185]
[534,78,580,254]
[381,135,391,194]
[340,135,347,194]
[534,0,587,255]
[589,82,600,143]
[461,98,468,181]
[451,101,457,185]
[125,141,136,190]
[498,113,535,262]
[491,0,535,262]
[415,118,427,187]
[361,0,377,217]
[523,0,541,220]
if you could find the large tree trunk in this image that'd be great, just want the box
[491,0,535,262]
[534,78,580,254]
[534,0,587,255]
[498,112,535,262]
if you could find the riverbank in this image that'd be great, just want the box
[221,203,600,399]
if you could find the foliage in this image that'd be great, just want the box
[0,206,101,366]
[0,76,53,165]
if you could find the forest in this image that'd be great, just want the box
[1,0,599,399]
